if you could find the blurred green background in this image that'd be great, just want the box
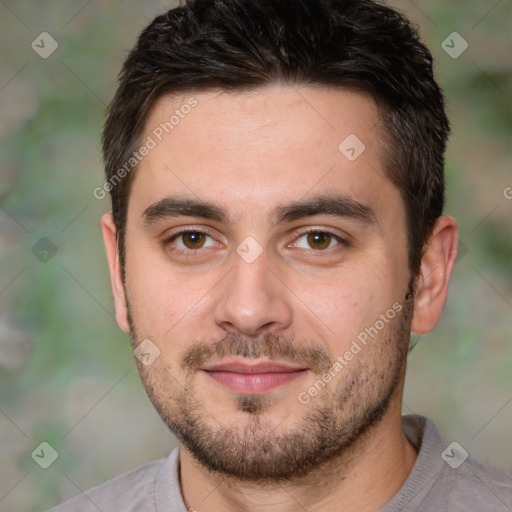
[0,0,511,510]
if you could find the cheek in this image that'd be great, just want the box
[125,250,220,342]
[125,251,179,333]
[289,263,397,348]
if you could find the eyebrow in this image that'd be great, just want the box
[141,194,377,227]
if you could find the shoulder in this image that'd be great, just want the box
[443,456,512,511]
[393,415,512,512]
[415,415,512,510]
[47,457,167,512]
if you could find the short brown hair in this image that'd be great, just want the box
[102,0,449,277]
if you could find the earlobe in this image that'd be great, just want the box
[100,212,131,333]
[411,215,459,335]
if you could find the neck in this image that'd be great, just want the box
[179,397,418,512]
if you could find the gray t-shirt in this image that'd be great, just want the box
[48,415,512,511]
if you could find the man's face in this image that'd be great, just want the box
[121,86,415,480]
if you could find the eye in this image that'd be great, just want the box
[292,230,346,251]
[167,230,218,251]
[164,228,347,255]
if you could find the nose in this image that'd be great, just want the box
[213,249,293,337]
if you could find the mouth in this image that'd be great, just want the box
[200,359,309,394]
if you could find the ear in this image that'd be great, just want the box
[411,215,458,335]
[100,211,131,333]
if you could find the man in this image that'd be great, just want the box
[50,0,512,510]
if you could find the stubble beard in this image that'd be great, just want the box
[127,280,415,483]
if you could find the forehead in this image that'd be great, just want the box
[129,85,400,226]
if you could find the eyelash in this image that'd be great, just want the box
[163,228,350,255]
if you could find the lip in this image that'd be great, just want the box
[201,358,308,394]
[202,359,306,373]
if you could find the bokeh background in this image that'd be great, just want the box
[0,0,511,510]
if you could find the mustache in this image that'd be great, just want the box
[181,332,334,375]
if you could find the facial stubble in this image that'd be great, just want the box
[127,280,415,483]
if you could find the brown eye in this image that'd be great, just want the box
[292,230,346,251]
[306,231,333,250]
[181,232,206,249]
[169,231,217,251]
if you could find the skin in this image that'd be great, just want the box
[101,86,458,512]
